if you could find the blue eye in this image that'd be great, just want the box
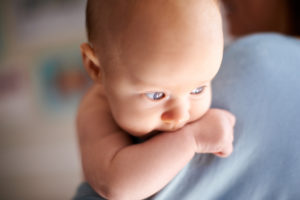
[146,92,166,101]
[190,86,205,95]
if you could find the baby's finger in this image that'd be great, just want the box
[222,110,236,127]
[213,145,233,158]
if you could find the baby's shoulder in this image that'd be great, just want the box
[77,84,124,135]
[78,84,111,115]
[77,84,132,147]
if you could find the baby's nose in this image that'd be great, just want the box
[161,105,190,126]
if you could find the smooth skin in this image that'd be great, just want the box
[78,0,235,199]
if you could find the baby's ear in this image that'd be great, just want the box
[80,43,102,83]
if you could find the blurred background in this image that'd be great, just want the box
[0,0,91,199]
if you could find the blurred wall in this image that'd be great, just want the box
[0,0,90,199]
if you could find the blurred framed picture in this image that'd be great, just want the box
[33,45,91,114]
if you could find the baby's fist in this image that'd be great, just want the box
[189,109,236,157]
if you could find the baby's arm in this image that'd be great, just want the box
[77,85,235,200]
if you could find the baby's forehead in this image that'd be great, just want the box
[88,0,218,39]
[88,0,222,75]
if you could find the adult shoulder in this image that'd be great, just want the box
[224,33,300,60]
[213,33,300,111]
[207,33,300,199]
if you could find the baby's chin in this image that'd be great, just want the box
[121,126,153,138]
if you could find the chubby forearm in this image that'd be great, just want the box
[83,128,196,200]
[112,129,195,199]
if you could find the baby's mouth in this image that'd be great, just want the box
[156,120,190,132]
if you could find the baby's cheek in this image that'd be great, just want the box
[190,96,211,122]
[190,107,208,122]
[117,111,157,136]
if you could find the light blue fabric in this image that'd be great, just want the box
[73,33,300,200]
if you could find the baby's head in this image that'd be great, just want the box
[81,0,223,137]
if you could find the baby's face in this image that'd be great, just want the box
[100,0,223,136]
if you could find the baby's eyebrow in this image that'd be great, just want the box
[128,75,162,88]
[128,70,211,90]
[135,78,210,88]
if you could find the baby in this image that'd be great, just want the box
[77,0,235,199]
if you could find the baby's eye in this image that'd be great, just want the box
[145,92,166,101]
[190,86,206,95]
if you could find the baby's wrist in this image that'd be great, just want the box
[177,125,198,154]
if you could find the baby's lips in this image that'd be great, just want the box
[215,142,234,158]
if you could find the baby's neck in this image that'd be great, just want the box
[131,130,162,144]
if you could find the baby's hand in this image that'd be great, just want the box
[187,109,236,157]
